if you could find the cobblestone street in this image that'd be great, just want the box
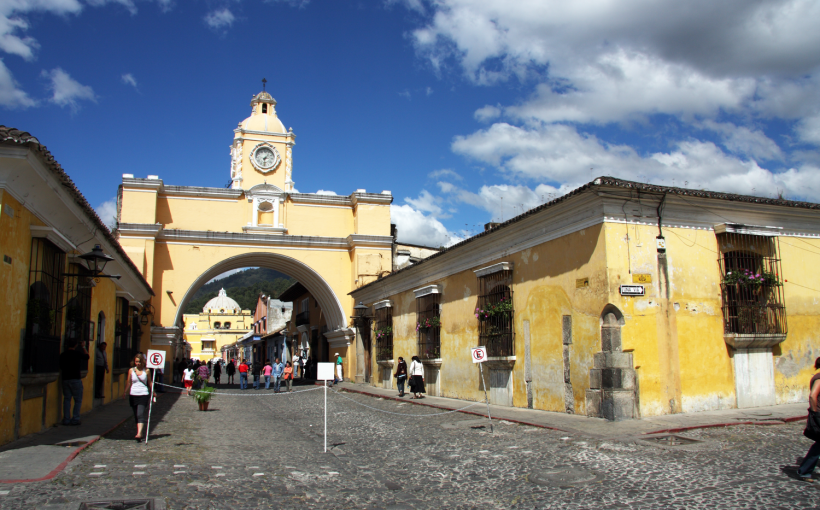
[1,383,817,509]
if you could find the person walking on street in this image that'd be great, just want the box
[334,353,343,384]
[94,341,109,399]
[197,362,210,388]
[408,355,426,399]
[252,360,262,390]
[177,358,187,385]
[60,339,90,426]
[123,353,156,442]
[272,358,285,393]
[238,359,249,389]
[213,361,222,385]
[283,361,294,392]
[394,356,408,397]
[182,363,195,395]
[263,360,273,390]
[292,354,301,378]
[227,360,236,385]
[798,357,820,481]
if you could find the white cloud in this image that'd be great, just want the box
[426,86,433,96]
[474,104,501,122]
[204,8,235,30]
[85,0,137,16]
[398,89,411,100]
[0,59,34,108]
[452,122,820,202]
[391,204,461,247]
[315,189,337,195]
[428,168,462,181]
[404,189,445,217]
[699,121,783,161]
[121,73,137,88]
[94,197,117,230]
[42,68,95,110]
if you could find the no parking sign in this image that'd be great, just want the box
[471,346,487,363]
[147,349,165,369]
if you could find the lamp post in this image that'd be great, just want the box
[65,244,122,280]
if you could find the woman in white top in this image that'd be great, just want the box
[182,365,195,395]
[123,353,155,442]
[408,356,426,399]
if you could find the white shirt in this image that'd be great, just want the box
[409,360,424,376]
[130,369,150,396]
[183,368,194,382]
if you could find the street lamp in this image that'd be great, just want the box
[139,303,155,326]
[64,244,121,280]
[354,302,370,321]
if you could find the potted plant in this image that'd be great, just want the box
[192,385,215,411]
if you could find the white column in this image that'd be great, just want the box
[252,198,259,227]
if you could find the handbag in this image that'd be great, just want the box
[804,408,820,441]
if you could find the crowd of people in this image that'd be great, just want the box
[171,356,310,393]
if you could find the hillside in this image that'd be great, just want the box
[183,268,295,314]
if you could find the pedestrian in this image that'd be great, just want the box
[238,359,249,389]
[272,357,285,393]
[334,353,343,384]
[298,355,305,378]
[213,361,222,384]
[408,355,426,399]
[252,360,262,390]
[172,358,180,383]
[304,357,313,380]
[177,358,187,385]
[182,363,195,395]
[197,361,210,388]
[292,353,301,378]
[123,353,156,442]
[798,357,820,481]
[394,356,408,397]
[60,339,90,426]
[94,341,109,399]
[227,359,236,385]
[263,360,273,390]
[283,361,294,392]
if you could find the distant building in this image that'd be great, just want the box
[182,288,252,361]
[393,241,441,271]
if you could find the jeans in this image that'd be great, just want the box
[240,373,248,389]
[264,375,270,389]
[253,375,259,389]
[397,375,406,394]
[62,379,83,423]
[273,376,282,392]
[798,441,820,477]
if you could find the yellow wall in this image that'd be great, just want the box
[285,202,354,237]
[119,189,157,223]
[158,197,246,232]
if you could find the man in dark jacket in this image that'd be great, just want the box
[60,339,90,426]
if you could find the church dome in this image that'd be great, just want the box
[239,90,286,133]
[204,288,240,313]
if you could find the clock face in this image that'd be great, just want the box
[255,147,275,168]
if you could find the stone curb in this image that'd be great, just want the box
[338,385,808,438]
[0,414,131,484]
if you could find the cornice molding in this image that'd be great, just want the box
[347,234,393,248]
[29,225,76,253]
[290,193,352,206]
[474,262,513,277]
[242,225,287,235]
[118,223,163,238]
[373,299,392,310]
[156,229,369,250]
[351,192,393,206]
[122,177,162,191]
[714,223,783,237]
[413,284,441,298]
[162,185,243,200]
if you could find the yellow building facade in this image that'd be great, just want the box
[117,90,393,380]
[352,178,820,419]
[0,127,153,446]
[182,289,252,362]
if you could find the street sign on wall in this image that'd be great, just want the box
[619,285,645,296]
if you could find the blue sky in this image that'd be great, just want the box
[3,0,819,247]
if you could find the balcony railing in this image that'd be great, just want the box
[295,311,310,327]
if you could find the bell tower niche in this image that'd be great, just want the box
[230,81,295,191]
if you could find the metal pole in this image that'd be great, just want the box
[479,362,493,434]
[145,369,156,445]
[324,379,327,453]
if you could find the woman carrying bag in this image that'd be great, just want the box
[798,357,820,481]
[394,357,408,397]
[408,356,425,399]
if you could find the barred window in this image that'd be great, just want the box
[477,267,514,357]
[717,232,786,338]
[24,238,66,373]
[375,305,393,361]
[113,297,133,369]
[416,293,441,359]
[64,263,92,371]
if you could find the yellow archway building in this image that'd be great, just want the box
[117,89,393,379]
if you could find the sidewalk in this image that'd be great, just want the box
[0,398,132,483]
[334,382,808,439]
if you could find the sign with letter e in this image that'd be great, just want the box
[317,362,334,381]
[471,346,487,363]
[147,349,165,369]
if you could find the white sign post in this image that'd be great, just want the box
[144,349,165,445]
[471,347,493,434]
[317,362,334,453]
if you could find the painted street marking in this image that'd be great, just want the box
[89,473,105,477]
[507,446,520,449]
[478,450,490,453]
[94,465,107,468]
[211,466,222,469]
[0,491,10,496]
[328,471,339,475]
[253,473,264,477]
[174,471,186,474]
[560,437,571,440]
[216,473,226,477]
[174,464,186,468]
[133,471,146,475]
[320,466,331,469]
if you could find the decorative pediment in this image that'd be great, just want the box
[246,183,285,199]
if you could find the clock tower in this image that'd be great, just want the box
[230,88,295,192]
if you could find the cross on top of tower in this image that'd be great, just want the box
[262,78,267,91]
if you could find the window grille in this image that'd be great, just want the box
[416,293,441,359]
[113,297,133,369]
[23,238,66,373]
[64,263,92,371]
[717,233,787,337]
[477,269,514,357]
[375,306,393,361]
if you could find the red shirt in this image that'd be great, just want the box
[238,362,249,373]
